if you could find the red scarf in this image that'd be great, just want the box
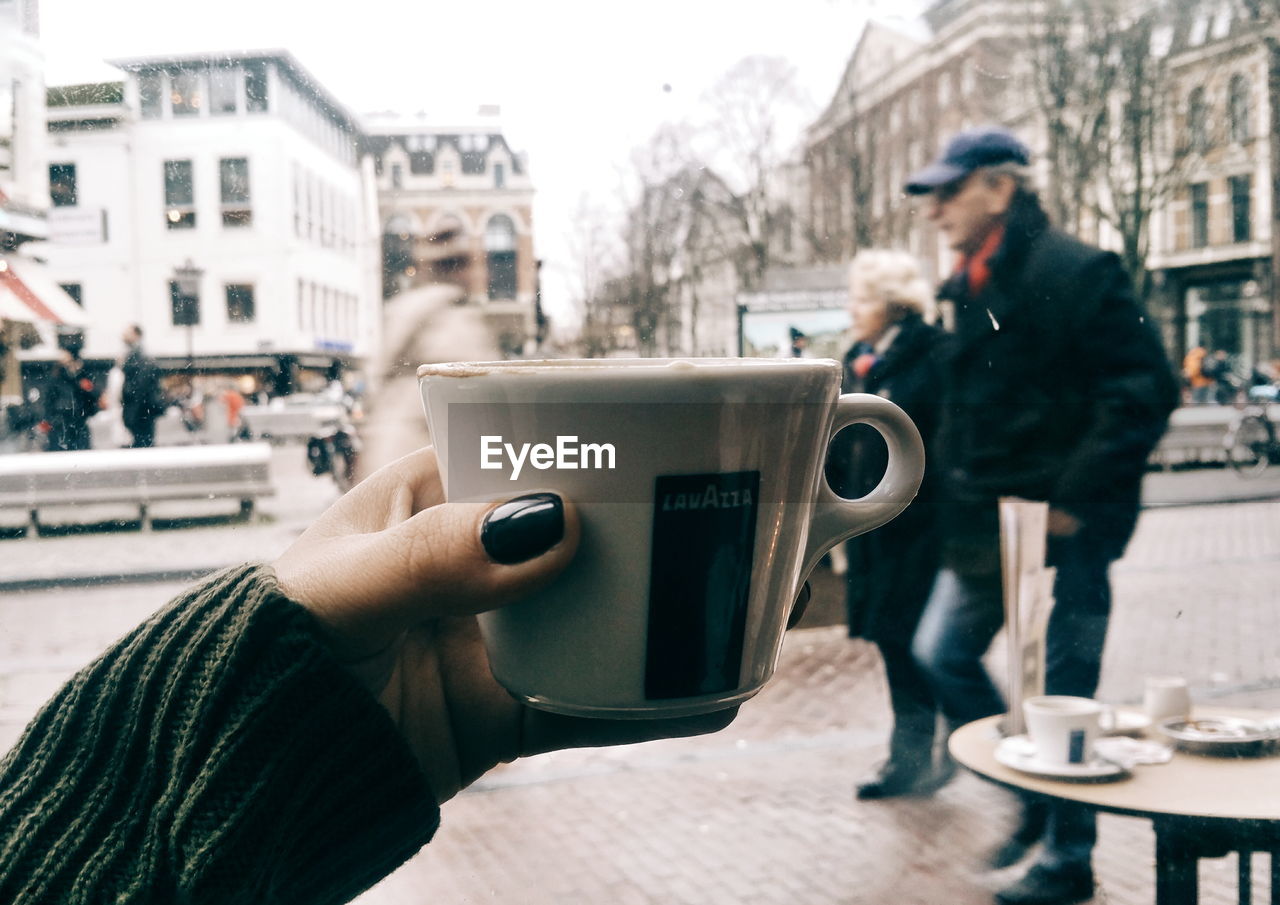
[956,224,1006,297]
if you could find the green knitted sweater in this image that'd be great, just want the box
[0,564,440,904]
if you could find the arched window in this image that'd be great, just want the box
[1229,74,1251,143]
[485,214,518,300]
[1187,87,1209,153]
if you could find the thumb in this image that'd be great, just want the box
[282,492,579,658]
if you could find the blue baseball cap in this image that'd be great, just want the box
[904,126,1031,195]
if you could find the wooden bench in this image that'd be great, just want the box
[1148,405,1234,469]
[0,443,274,532]
[240,402,346,444]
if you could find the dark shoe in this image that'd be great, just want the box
[855,759,949,800]
[988,799,1050,869]
[987,838,1034,870]
[994,862,1094,905]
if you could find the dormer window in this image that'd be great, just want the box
[171,71,202,116]
[209,69,238,115]
[494,162,505,189]
[140,73,163,119]
[245,62,269,113]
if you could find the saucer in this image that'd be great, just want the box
[994,736,1129,781]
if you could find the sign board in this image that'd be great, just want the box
[47,208,107,245]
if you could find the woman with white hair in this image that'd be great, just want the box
[828,249,950,799]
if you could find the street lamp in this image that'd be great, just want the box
[172,258,203,371]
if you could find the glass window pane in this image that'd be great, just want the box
[49,163,76,206]
[170,280,200,325]
[220,158,249,203]
[226,284,255,322]
[245,62,268,112]
[171,71,202,116]
[1191,183,1209,248]
[1231,175,1252,243]
[164,160,193,205]
[139,73,163,119]
[164,159,195,229]
[209,68,237,115]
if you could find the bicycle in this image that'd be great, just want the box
[306,417,361,493]
[1224,384,1280,478]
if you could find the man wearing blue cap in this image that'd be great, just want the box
[904,126,1179,905]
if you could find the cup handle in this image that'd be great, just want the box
[798,393,925,585]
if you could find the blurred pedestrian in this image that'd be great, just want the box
[121,324,165,448]
[220,381,246,442]
[1182,345,1212,404]
[827,249,950,799]
[43,348,99,452]
[789,327,810,358]
[903,126,1178,905]
[1201,349,1237,405]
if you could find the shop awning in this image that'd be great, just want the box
[0,258,89,327]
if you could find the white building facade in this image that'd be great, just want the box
[0,0,86,399]
[43,51,381,389]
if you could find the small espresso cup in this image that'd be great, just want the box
[1144,676,1192,722]
[1023,696,1104,766]
[419,358,924,719]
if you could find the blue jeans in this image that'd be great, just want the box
[912,534,1113,868]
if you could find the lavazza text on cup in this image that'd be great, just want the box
[419,358,925,719]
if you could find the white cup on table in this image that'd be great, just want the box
[1144,676,1192,722]
[1023,695,1104,766]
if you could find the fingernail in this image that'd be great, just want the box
[481,493,565,564]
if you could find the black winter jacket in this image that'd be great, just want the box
[934,196,1179,570]
[827,314,943,643]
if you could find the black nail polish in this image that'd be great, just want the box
[481,493,565,564]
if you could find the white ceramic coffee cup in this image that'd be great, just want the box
[419,358,924,719]
[1022,695,1104,766]
[1144,676,1192,722]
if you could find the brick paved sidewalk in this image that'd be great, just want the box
[354,500,1280,905]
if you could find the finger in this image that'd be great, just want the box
[286,490,580,652]
[310,446,445,536]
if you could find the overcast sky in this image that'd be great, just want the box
[40,0,925,325]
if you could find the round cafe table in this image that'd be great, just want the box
[949,710,1280,905]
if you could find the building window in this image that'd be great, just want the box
[1230,174,1252,243]
[58,283,83,306]
[1229,74,1250,144]
[219,157,252,227]
[48,163,76,207]
[1188,87,1209,153]
[226,284,255,323]
[485,214,517,300]
[937,70,951,106]
[209,68,238,115]
[164,159,195,229]
[1190,182,1209,248]
[494,162,505,189]
[170,279,200,326]
[245,62,268,113]
[391,163,403,189]
[170,70,202,116]
[139,73,163,119]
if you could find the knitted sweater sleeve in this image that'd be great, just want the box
[0,563,441,905]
